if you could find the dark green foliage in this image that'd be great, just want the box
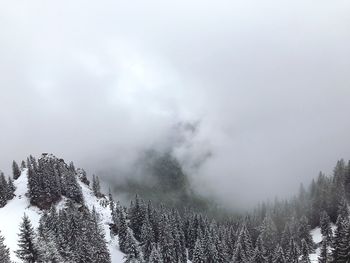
[15,214,39,263]
[12,160,21,180]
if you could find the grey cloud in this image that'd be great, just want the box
[1,0,350,208]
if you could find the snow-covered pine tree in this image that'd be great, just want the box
[285,237,300,263]
[233,223,253,261]
[318,237,331,263]
[300,239,311,263]
[12,160,21,180]
[0,172,8,207]
[158,215,176,263]
[298,216,314,252]
[6,176,15,200]
[272,245,286,263]
[320,211,333,246]
[259,215,278,262]
[124,229,144,263]
[119,209,129,254]
[36,223,63,263]
[140,215,155,261]
[149,244,163,263]
[0,230,11,263]
[250,235,267,263]
[129,195,146,241]
[90,207,112,263]
[192,238,205,263]
[331,215,348,263]
[15,214,40,263]
[92,174,102,197]
[232,241,247,263]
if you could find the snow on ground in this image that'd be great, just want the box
[0,169,125,262]
[78,180,125,262]
[309,224,336,262]
[0,169,41,261]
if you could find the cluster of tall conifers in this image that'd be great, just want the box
[24,154,84,209]
[13,201,111,263]
[2,155,350,263]
[108,193,316,263]
[0,171,15,207]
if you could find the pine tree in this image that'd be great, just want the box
[140,216,155,261]
[318,237,331,263]
[192,238,205,263]
[232,242,247,263]
[36,225,63,263]
[12,160,21,180]
[149,244,163,263]
[320,211,333,246]
[298,216,314,252]
[259,215,278,261]
[300,239,311,263]
[6,176,16,200]
[285,238,300,263]
[0,172,8,207]
[0,230,11,263]
[250,235,267,263]
[119,209,129,254]
[129,195,146,241]
[92,174,102,197]
[331,215,348,263]
[272,245,286,263]
[15,214,39,263]
[124,229,144,263]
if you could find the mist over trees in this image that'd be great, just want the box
[1,154,350,262]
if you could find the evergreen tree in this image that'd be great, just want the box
[0,231,11,263]
[272,245,286,263]
[0,172,8,207]
[259,215,278,261]
[15,214,39,263]
[92,174,102,197]
[149,245,163,263]
[331,215,348,263]
[285,238,300,263]
[140,216,155,261]
[124,229,144,263]
[320,211,333,246]
[6,177,16,200]
[318,237,331,263]
[192,238,205,263]
[12,160,21,180]
[250,235,267,263]
[300,239,311,263]
[298,216,314,252]
[129,195,146,241]
[119,209,129,254]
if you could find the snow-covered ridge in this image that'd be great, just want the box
[0,168,124,262]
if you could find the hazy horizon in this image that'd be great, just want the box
[1,0,350,208]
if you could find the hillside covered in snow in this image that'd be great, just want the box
[0,154,348,263]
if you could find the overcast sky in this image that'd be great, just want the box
[1,0,350,207]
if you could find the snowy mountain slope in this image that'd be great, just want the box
[0,168,125,262]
